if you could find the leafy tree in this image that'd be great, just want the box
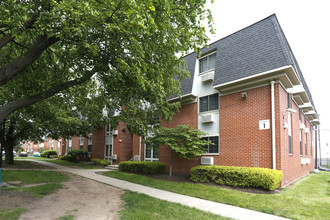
[0,0,214,135]
[2,82,108,165]
[143,124,212,176]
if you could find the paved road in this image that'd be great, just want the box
[28,160,289,220]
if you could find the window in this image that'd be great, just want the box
[88,133,92,153]
[106,124,111,135]
[79,136,84,150]
[145,144,159,162]
[300,130,303,156]
[68,138,72,152]
[305,133,308,156]
[199,53,216,73]
[199,93,219,112]
[202,136,219,154]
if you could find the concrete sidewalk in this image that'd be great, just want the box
[29,160,289,220]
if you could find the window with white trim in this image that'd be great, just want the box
[202,136,219,154]
[199,93,219,113]
[79,136,84,150]
[199,53,216,73]
[145,144,159,162]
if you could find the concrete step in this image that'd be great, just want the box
[105,165,119,171]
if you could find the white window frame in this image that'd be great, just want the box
[199,93,219,113]
[202,135,219,155]
[144,144,159,162]
[199,51,216,75]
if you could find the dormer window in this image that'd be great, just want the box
[199,53,216,73]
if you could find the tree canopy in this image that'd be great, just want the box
[0,0,214,136]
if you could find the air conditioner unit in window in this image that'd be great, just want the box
[201,114,214,123]
[305,128,309,134]
[133,155,140,161]
[112,130,118,135]
[111,155,118,160]
[299,123,305,130]
[201,157,214,165]
[201,72,214,83]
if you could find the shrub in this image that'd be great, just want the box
[91,158,110,166]
[41,150,57,158]
[67,149,89,162]
[190,165,283,190]
[59,155,68,160]
[119,161,165,174]
[49,155,58,159]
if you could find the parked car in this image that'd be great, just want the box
[19,151,28,157]
[33,152,40,157]
[13,151,17,157]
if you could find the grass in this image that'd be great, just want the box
[15,157,102,169]
[103,171,330,220]
[2,160,52,169]
[1,170,69,219]
[120,191,231,220]
[0,208,25,220]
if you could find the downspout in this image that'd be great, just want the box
[271,81,276,170]
[139,136,142,161]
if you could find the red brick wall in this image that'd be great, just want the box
[112,121,133,164]
[276,84,314,186]
[157,102,199,173]
[91,127,106,159]
[72,137,80,150]
[219,86,273,168]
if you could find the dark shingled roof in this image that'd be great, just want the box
[180,14,316,112]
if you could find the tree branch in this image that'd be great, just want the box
[0,35,60,86]
[0,13,40,50]
[0,68,99,122]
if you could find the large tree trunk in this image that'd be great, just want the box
[4,139,15,165]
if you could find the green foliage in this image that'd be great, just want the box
[40,150,57,158]
[49,155,58,159]
[190,165,283,190]
[59,155,68,160]
[0,0,214,137]
[144,125,210,160]
[91,158,110,166]
[144,124,211,175]
[67,149,88,162]
[119,161,165,174]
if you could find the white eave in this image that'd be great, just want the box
[289,84,309,104]
[311,119,320,125]
[168,93,197,104]
[213,65,300,94]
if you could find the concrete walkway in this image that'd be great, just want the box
[28,160,289,220]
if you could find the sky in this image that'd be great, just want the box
[205,0,330,135]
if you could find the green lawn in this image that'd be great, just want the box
[15,157,101,169]
[103,171,330,220]
[120,191,231,220]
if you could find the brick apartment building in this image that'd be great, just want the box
[66,14,320,187]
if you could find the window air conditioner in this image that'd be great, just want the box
[201,157,214,165]
[299,123,305,130]
[112,130,118,135]
[201,114,214,123]
[301,158,306,165]
[133,155,140,161]
[305,128,309,134]
[111,155,118,160]
[201,72,214,83]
